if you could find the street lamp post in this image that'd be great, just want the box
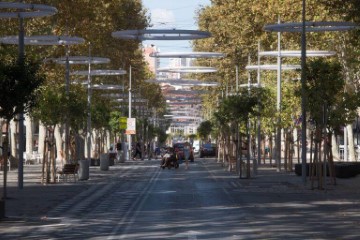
[0,2,57,191]
[71,68,126,176]
[300,0,307,184]
[128,65,132,161]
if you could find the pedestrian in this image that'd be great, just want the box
[133,141,142,160]
[183,142,191,170]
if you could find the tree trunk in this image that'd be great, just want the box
[10,120,17,158]
[38,122,46,158]
[54,125,63,166]
[346,124,356,161]
[310,130,315,189]
[75,133,85,161]
[0,120,4,155]
[284,129,288,171]
[246,118,251,178]
[326,132,336,185]
[2,122,10,199]
[91,129,97,159]
[297,128,300,164]
[331,134,340,161]
[25,115,34,155]
[269,134,273,166]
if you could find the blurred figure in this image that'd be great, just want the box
[183,142,191,170]
[160,147,179,169]
[133,141,142,160]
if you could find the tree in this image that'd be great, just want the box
[301,59,360,188]
[195,0,360,170]
[0,57,44,198]
[32,83,87,182]
[321,0,360,22]
[209,87,267,175]
[197,120,213,141]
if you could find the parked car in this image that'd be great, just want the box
[200,143,217,158]
[192,140,200,154]
[173,142,185,160]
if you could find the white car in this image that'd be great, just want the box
[192,140,200,154]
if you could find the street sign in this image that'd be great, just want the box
[119,117,127,130]
[126,118,136,135]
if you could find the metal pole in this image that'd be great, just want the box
[128,66,132,160]
[276,18,282,172]
[17,13,25,190]
[87,44,92,163]
[65,45,70,163]
[301,0,308,185]
[344,127,348,161]
[247,55,252,178]
[255,41,261,175]
[236,65,239,92]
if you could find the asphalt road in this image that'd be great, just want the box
[1,158,360,239]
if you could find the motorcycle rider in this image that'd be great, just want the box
[160,147,177,169]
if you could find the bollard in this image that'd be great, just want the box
[100,153,109,171]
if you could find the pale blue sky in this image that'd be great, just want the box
[142,0,211,54]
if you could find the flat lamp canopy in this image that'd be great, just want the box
[71,69,127,76]
[0,35,84,45]
[49,56,110,65]
[150,51,225,58]
[157,66,217,73]
[112,29,211,40]
[0,2,57,18]
[264,21,359,32]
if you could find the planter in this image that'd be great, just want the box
[0,200,5,219]
[78,159,90,180]
[334,162,360,178]
[294,163,330,177]
[90,158,100,166]
[295,162,360,178]
[100,153,109,171]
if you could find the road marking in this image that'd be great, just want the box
[107,165,161,239]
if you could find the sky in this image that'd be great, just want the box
[141,0,211,55]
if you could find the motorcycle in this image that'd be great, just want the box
[160,152,179,169]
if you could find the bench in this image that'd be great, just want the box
[57,163,79,182]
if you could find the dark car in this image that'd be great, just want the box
[200,143,217,158]
[173,142,185,160]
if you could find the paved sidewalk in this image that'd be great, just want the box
[1,158,360,222]
[0,162,131,220]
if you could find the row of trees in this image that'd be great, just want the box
[193,1,360,181]
[0,1,168,185]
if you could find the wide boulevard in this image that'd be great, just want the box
[1,158,360,239]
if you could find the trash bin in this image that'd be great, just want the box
[78,159,90,180]
[100,153,109,171]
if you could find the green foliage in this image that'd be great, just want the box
[91,94,112,130]
[195,0,360,138]
[109,111,125,135]
[155,127,168,145]
[197,120,213,140]
[218,88,266,122]
[32,84,87,129]
[0,57,45,122]
[321,0,360,22]
[301,59,359,132]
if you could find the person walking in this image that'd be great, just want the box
[132,141,142,160]
[183,142,191,170]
